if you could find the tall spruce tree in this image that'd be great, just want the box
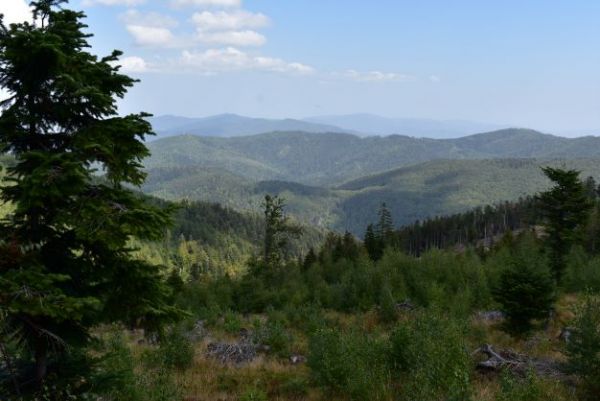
[262,194,301,266]
[364,223,382,261]
[538,167,593,281]
[376,202,394,239]
[0,0,180,387]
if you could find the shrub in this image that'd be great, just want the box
[152,328,194,370]
[252,318,292,358]
[378,284,398,323]
[308,328,390,400]
[389,311,472,401]
[283,303,326,334]
[222,310,243,335]
[566,296,600,400]
[492,243,556,334]
[496,370,545,401]
[94,330,182,401]
[564,248,600,293]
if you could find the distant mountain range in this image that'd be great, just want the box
[147,113,516,139]
[145,128,600,186]
[143,128,600,234]
[304,113,508,138]
[147,114,355,139]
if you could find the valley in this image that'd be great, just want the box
[142,128,600,235]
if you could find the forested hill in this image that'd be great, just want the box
[0,156,322,275]
[140,198,325,275]
[145,128,600,186]
[142,158,600,236]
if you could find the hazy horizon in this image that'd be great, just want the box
[2,0,600,135]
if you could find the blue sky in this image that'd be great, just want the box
[2,0,600,133]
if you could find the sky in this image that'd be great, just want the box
[1,0,600,133]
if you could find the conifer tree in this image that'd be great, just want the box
[0,0,180,386]
[262,194,301,266]
[376,202,394,240]
[538,167,593,281]
[364,223,382,261]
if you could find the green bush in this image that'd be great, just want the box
[492,242,556,334]
[158,328,195,370]
[378,284,398,323]
[389,311,472,401]
[564,248,600,293]
[253,318,293,358]
[308,328,391,400]
[283,303,327,334]
[496,370,545,401]
[222,310,243,335]
[566,296,600,400]
[94,330,182,401]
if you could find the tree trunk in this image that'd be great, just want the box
[34,339,48,387]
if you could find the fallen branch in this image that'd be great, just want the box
[472,344,565,380]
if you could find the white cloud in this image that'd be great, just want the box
[192,10,269,31]
[179,47,314,75]
[113,56,149,73]
[171,0,241,8]
[0,0,32,25]
[83,0,146,6]
[196,30,265,46]
[126,25,177,47]
[341,69,414,83]
[429,75,441,83]
[120,10,178,28]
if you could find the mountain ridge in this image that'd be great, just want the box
[147,113,355,139]
[146,128,600,187]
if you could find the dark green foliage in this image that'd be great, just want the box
[143,197,324,276]
[584,176,598,200]
[308,328,391,401]
[155,328,194,370]
[252,316,292,358]
[376,202,394,241]
[263,195,302,267]
[377,284,397,323]
[308,311,471,401]
[389,311,472,401]
[0,0,181,390]
[538,167,593,280]
[364,223,382,261]
[492,240,556,334]
[394,197,539,256]
[222,310,243,335]
[565,297,600,400]
[302,247,317,270]
[564,247,600,294]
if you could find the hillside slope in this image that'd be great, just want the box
[143,158,600,235]
[146,129,600,187]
